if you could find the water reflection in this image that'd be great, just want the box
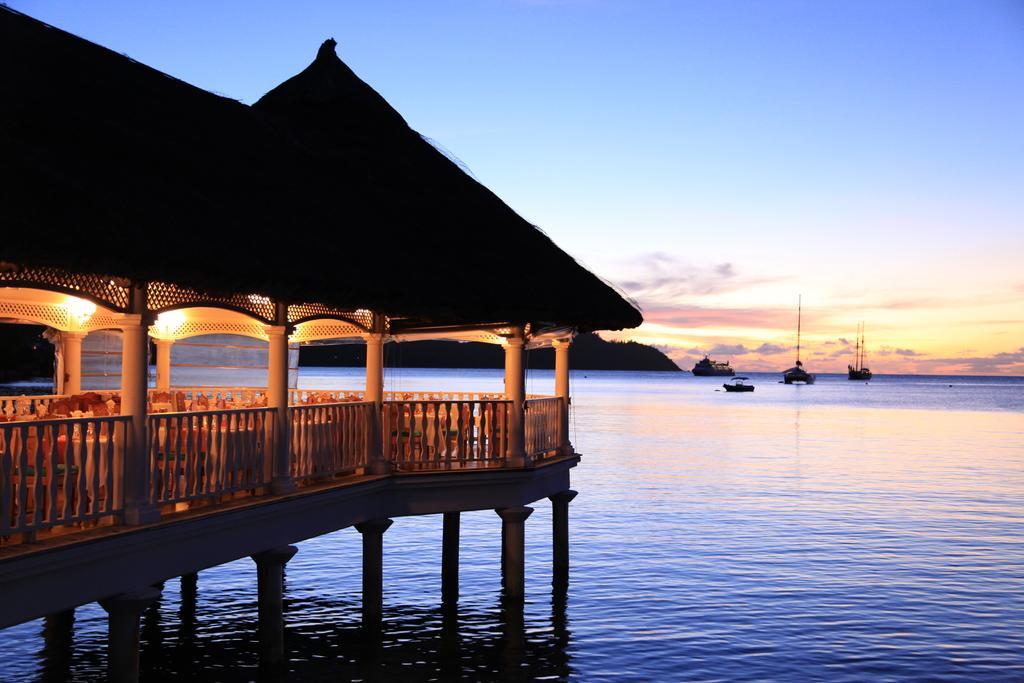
[5,371,1023,681]
[46,578,573,680]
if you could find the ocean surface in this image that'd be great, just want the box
[2,368,1022,681]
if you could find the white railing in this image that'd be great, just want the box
[290,402,375,480]
[148,408,273,504]
[0,394,63,420]
[384,391,507,402]
[150,387,268,412]
[1,415,128,537]
[289,390,510,404]
[383,399,511,469]
[290,389,366,405]
[525,397,565,459]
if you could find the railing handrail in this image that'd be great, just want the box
[0,393,67,401]
[289,400,375,410]
[2,414,131,429]
[383,398,513,406]
[148,406,274,419]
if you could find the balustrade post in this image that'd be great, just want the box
[553,338,574,456]
[496,506,533,601]
[61,331,86,395]
[503,328,530,468]
[99,586,161,683]
[121,283,159,525]
[266,304,295,494]
[364,321,390,475]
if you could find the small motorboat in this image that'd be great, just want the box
[723,377,754,392]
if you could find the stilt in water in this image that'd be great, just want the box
[99,587,162,683]
[496,506,534,602]
[355,519,393,632]
[39,609,75,682]
[250,546,298,666]
[442,511,460,605]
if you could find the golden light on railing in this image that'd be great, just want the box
[248,294,271,306]
[153,309,187,337]
[65,296,96,329]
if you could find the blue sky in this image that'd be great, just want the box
[9,1,1024,372]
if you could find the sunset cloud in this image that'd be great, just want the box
[602,251,1023,376]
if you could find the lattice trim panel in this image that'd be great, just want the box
[0,264,129,311]
[147,282,276,323]
[0,301,127,332]
[0,300,69,329]
[149,319,270,342]
[287,303,373,329]
[392,329,508,345]
[83,311,126,332]
[291,320,366,343]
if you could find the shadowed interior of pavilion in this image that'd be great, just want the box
[0,7,641,550]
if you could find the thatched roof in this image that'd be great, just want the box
[0,8,641,332]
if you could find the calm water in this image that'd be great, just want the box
[2,369,1023,681]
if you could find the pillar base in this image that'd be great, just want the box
[269,477,296,495]
[506,451,533,469]
[364,458,392,476]
[123,503,160,526]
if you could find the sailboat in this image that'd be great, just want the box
[783,295,816,384]
[847,322,872,380]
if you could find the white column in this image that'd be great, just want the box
[504,329,529,467]
[364,332,384,403]
[364,323,389,475]
[266,322,294,494]
[121,295,159,525]
[61,331,86,395]
[154,339,173,391]
[552,338,573,456]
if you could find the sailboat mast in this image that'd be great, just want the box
[861,323,866,370]
[796,295,802,364]
[856,322,861,369]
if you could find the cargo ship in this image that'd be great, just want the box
[692,356,735,376]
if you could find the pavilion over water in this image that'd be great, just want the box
[0,7,640,679]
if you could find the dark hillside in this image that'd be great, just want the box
[300,332,680,371]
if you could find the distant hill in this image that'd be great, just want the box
[301,332,681,371]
